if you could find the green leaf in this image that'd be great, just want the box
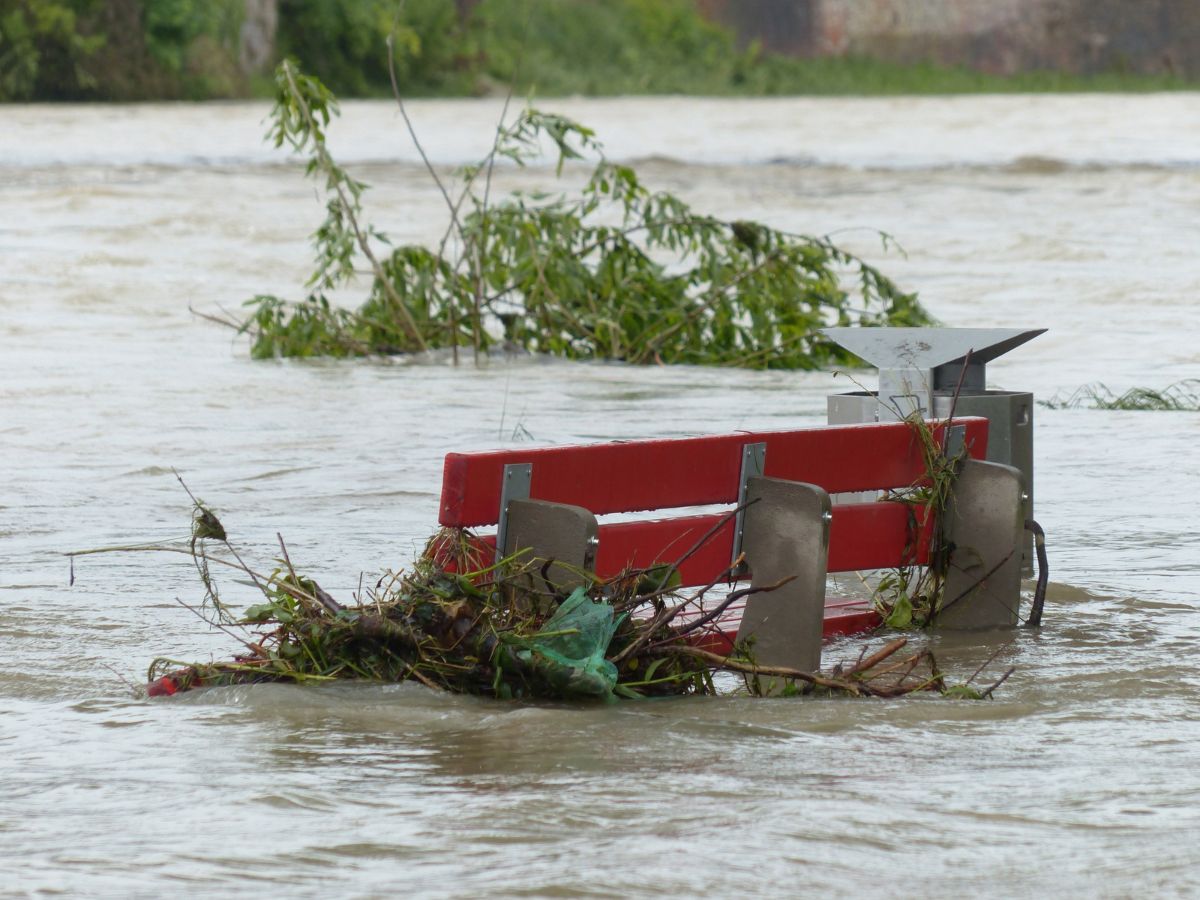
[942,684,985,700]
[884,594,913,629]
[242,603,276,624]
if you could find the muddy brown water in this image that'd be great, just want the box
[2,95,1199,897]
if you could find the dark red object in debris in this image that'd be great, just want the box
[146,676,180,697]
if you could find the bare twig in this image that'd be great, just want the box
[981,666,1016,699]
[385,33,461,240]
[845,636,908,675]
[656,575,797,645]
[282,61,428,352]
[173,597,264,657]
[965,639,1015,685]
[174,469,268,598]
[652,645,865,695]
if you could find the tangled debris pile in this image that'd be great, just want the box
[132,495,1001,703]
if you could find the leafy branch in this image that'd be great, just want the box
[234,61,932,368]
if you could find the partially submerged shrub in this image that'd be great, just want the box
[233,60,931,369]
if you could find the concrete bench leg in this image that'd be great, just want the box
[937,458,1025,629]
[735,476,831,678]
[501,498,598,595]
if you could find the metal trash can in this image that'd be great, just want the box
[823,327,1045,572]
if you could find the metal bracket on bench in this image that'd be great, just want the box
[731,442,766,569]
[943,423,966,461]
[495,462,531,564]
[735,476,832,683]
[495,461,598,592]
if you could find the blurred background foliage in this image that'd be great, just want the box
[1,0,250,99]
[2,0,1193,101]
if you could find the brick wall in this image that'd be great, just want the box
[699,0,1200,78]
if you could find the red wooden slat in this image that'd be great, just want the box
[439,418,988,527]
[594,514,733,585]
[477,500,935,584]
[593,501,932,581]
[690,603,881,655]
[827,502,934,571]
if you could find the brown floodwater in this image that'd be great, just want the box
[2,95,1199,897]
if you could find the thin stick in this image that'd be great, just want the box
[173,597,264,657]
[861,649,930,680]
[66,544,248,571]
[655,576,796,645]
[652,645,863,695]
[282,61,428,352]
[100,662,141,695]
[659,502,754,590]
[610,557,744,667]
[187,303,241,329]
[845,636,908,676]
[386,33,461,239]
[174,469,268,596]
[275,533,342,617]
[981,667,1016,699]
[943,347,973,434]
[937,548,1017,617]
[965,638,1015,685]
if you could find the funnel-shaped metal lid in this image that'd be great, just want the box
[822,327,1045,370]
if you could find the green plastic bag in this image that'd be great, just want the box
[506,587,622,700]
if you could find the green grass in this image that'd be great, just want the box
[720,55,1196,97]
[1041,380,1200,411]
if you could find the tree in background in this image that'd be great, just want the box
[0,0,776,102]
[272,0,748,97]
[0,0,102,100]
[4,0,1191,101]
[0,0,247,100]
[275,0,467,97]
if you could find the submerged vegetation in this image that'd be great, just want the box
[226,61,930,368]
[1041,380,1200,412]
[869,412,960,630]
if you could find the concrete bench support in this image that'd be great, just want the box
[501,498,598,594]
[735,476,831,674]
[938,458,1026,629]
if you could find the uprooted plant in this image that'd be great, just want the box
[207,59,931,368]
[69,484,1011,702]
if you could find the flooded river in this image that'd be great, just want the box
[3,95,1199,896]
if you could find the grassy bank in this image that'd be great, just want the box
[2,0,1195,102]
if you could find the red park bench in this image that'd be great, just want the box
[436,416,1026,673]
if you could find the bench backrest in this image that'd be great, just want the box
[438,418,989,587]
